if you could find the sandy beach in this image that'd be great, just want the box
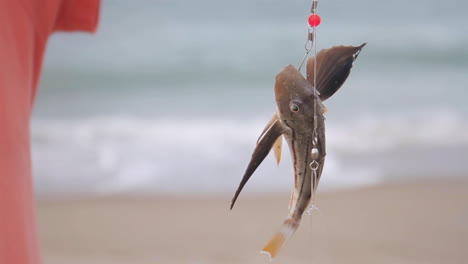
[37,180,468,264]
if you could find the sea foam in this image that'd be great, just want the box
[32,110,467,196]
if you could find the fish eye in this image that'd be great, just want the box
[290,103,300,112]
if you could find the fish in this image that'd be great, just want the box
[230,43,366,258]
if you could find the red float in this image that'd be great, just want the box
[308,14,321,27]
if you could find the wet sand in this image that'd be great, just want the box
[37,180,468,264]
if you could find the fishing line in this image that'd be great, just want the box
[303,4,339,263]
[304,0,320,212]
[302,0,322,261]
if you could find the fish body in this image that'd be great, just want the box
[231,43,366,258]
[262,65,327,258]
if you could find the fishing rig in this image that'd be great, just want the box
[230,0,367,259]
[301,0,322,215]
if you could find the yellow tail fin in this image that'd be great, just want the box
[261,219,298,259]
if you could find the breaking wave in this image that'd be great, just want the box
[32,110,467,196]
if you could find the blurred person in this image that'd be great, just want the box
[0,0,99,263]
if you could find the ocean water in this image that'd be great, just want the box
[32,0,468,196]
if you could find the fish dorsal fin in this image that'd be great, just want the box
[306,43,366,101]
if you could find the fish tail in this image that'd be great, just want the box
[261,218,299,259]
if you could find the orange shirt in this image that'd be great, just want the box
[0,1,99,263]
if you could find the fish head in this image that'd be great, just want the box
[274,65,319,134]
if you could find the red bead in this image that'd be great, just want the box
[308,14,321,27]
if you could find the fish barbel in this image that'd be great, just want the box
[230,43,366,258]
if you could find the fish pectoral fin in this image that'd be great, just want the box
[257,112,279,144]
[307,43,366,101]
[230,118,285,210]
[321,101,328,115]
[258,113,282,165]
[322,104,328,114]
[273,135,282,166]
